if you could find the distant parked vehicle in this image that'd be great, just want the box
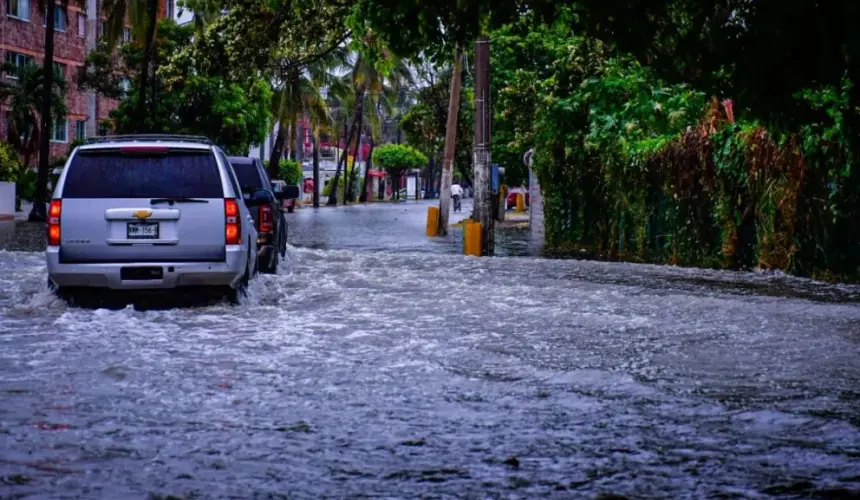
[506,187,530,209]
[46,135,259,304]
[228,156,293,274]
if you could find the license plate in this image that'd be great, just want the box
[127,222,159,240]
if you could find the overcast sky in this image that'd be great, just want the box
[175,6,194,24]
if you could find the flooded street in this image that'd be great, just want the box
[1,201,860,499]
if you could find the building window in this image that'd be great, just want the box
[122,27,132,42]
[52,117,68,143]
[52,62,65,78]
[7,0,30,20]
[4,51,35,79]
[75,120,86,141]
[77,13,86,37]
[43,7,67,31]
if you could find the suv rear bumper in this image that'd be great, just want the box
[46,246,247,290]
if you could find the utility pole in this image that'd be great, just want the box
[473,35,494,255]
[437,46,464,236]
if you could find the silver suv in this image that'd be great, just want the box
[46,135,259,304]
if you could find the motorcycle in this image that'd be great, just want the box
[453,195,462,212]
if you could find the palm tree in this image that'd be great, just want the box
[269,47,349,180]
[327,36,414,205]
[329,49,385,205]
[102,0,161,127]
[323,90,351,204]
[267,70,299,177]
[29,0,81,221]
[358,60,413,203]
[0,63,67,171]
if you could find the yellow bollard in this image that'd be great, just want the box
[516,192,526,212]
[463,220,483,256]
[426,206,440,237]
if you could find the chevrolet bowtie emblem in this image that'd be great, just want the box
[133,209,152,219]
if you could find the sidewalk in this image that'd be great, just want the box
[15,202,35,221]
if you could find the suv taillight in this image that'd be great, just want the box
[47,200,62,246]
[259,205,273,233]
[224,198,241,245]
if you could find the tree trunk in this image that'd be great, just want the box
[436,46,464,236]
[137,0,159,131]
[345,107,364,203]
[31,1,57,222]
[268,123,288,179]
[359,137,375,202]
[327,123,347,205]
[22,131,37,170]
[328,94,364,206]
[289,110,298,161]
[283,120,293,164]
[312,128,320,208]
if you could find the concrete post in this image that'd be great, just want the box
[473,35,494,255]
[526,149,545,252]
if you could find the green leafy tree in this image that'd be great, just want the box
[373,144,427,200]
[0,141,23,183]
[277,159,303,185]
[84,20,272,153]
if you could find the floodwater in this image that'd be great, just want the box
[1,200,859,499]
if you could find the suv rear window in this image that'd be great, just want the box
[228,159,264,191]
[62,149,223,199]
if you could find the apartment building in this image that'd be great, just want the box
[0,0,174,161]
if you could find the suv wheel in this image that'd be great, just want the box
[261,251,279,275]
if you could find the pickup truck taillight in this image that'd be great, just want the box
[259,205,273,233]
[224,198,241,245]
[47,200,62,246]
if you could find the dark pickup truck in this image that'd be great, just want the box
[227,156,299,274]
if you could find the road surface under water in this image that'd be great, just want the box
[1,201,859,499]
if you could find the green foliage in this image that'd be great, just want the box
[0,61,67,167]
[275,159,303,184]
[322,165,362,198]
[168,0,352,85]
[16,168,37,207]
[0,141,23,183]
[372,144,427,171]
[350,0,526,62]
[492,14,860,279]
[400,70,473,181]
[83,19,272,154]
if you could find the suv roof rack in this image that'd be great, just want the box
[84,134,214,145]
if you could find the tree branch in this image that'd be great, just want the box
[272,30,352,72]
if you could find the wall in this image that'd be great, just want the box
[1,1,90,160]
